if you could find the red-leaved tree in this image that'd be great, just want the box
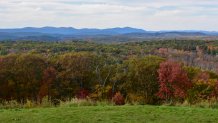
[157,60,192,102]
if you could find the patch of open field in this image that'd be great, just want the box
[0,105,218,123]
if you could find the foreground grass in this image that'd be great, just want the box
[0,105,218,123]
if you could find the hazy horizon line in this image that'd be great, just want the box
[0,26,217,32]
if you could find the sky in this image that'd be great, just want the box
[0,0,218,31]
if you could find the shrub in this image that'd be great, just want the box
[90,85,112,100]
[186,71,218,103]
[126,93,145,105]
[76,89,89,99]
[112,92,125,105]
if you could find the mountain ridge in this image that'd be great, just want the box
[0,27,218,42]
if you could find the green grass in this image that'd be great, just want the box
[0,105,218,123]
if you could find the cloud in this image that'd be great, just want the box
[0,0,217,30]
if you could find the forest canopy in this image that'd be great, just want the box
[1,40,218,105]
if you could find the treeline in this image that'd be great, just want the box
[1,52,218,105]
[0,40,210,56]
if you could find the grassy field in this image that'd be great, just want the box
[0,105,218,123]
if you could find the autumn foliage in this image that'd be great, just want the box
[112,92,125,105]
[0,52,218,106]
[76,89,89,99]
[157,60,192,102]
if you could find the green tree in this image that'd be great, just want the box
[15,53,47,102]
[123,56,164,104]
[0,54,19,101]
[57,52,96,99]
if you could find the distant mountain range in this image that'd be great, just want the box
[0,27,218,42]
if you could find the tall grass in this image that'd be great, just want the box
[0,98,115,109]
[173,98,218,109]
[60,98,114,107]
[0,97,53,109]
[2,97,218,109]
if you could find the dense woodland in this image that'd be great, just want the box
[1,40,218,105]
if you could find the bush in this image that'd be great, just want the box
[76,89,89,99]
[112,92,125,105]
[90,85,113,100]
[126,93,145,105]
